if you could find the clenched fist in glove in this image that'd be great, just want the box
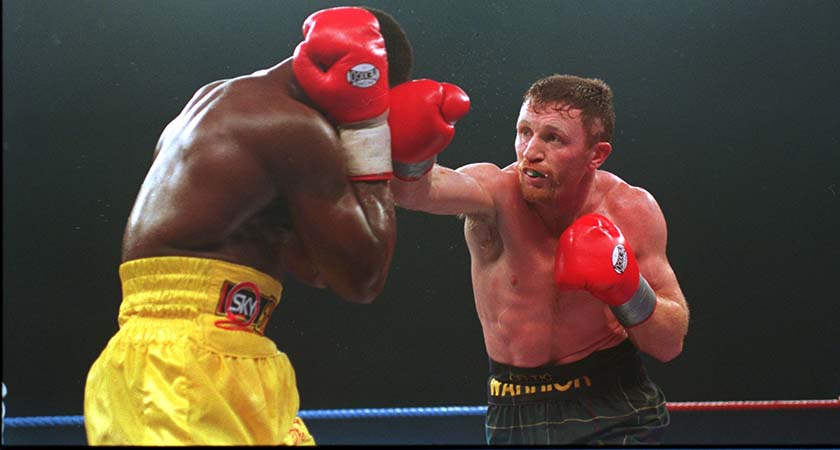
[388,79,470,181]
[293,7,393,181]
[554,213,657,327]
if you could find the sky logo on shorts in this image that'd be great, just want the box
[346,63,379,88]
[214,281,278,334]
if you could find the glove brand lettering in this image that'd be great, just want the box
[346,63,380,88]
[612,244,628,274]
[293,8,390,123]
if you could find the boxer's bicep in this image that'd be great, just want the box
[616,188,686,309]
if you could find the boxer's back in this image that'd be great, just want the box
[121,61,325,279]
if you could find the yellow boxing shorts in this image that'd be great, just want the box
[84,256,315,445]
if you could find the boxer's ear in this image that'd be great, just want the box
[590,141,611,169]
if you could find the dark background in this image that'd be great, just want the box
[3,0,839,432]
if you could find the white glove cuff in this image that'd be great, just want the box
[339,122,393,180]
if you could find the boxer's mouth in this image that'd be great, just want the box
[523,168,547,178]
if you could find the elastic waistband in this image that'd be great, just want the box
[118,256,283,335]
[487,340,647,404]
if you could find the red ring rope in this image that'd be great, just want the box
[667,398,840,411]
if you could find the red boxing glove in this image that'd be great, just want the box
[293,7,389,124]
[553,214,656,327]
[293,7,392,181]
[389,79,470,181]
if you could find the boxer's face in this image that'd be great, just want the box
[515,100,598,204]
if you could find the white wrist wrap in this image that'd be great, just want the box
[610,276,657,328]
[338,122,393,179]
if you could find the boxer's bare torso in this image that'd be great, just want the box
[463,165,642,367]
[122,59,395,299]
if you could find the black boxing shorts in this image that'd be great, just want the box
[485,339,670,445]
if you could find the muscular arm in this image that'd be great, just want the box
[282,233,327,288]
[276,116,396,303]
[612,187,689,362]
[391,163,497,216]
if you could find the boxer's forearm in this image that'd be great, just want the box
[626,295,689,362]
[390,168,434,210]
[347,181,397,294]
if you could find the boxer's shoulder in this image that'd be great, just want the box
[595,171,657,215]
[455,162,514,194]
[594,174,666,253]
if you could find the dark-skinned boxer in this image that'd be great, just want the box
[83,7,469,445]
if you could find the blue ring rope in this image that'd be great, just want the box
[5,406,489,428]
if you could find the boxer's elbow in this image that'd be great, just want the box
[347,278,386,304]
[644,298,689,362]
[332,244,392,304]
[652,340,684,363]
[355,251,392,303]
[633,327,686,363]
[335,267,387,304]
